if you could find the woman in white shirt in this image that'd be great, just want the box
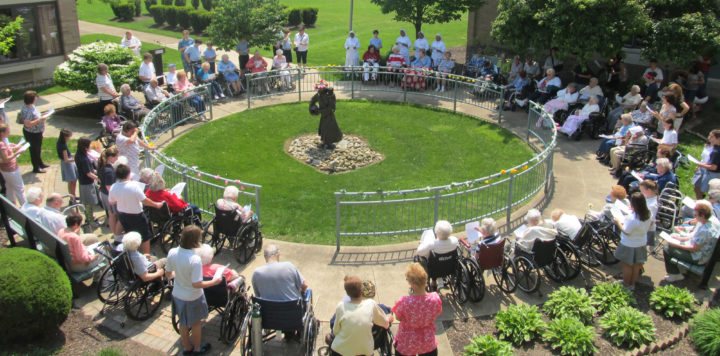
[543,83,579,115]
[651,118,678,150]
[429,34,445,69]
[272,49,292,90]
[413,31,429,59]
[612,192,652,290]
[394,29,412,64]
[344,31,360,70]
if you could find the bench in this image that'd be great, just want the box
[0,194,106,284]
[669,236,720,289]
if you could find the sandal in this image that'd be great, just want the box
[193,343,211,355]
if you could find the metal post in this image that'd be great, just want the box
[349,0,354,31]
[453,81,458,113]
[246,74,251,109]
[506,174,514,228]
[403,73,407,103]
[207,86,213,121]
[255,187,261,223]
[527,104,532,141]
[498,86,505,123]
[298,69,302,102]
[335,193,341,252]
[351,67,355,99]
[433,190,440,225]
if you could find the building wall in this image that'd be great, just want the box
[466,0,499,51]
[0,0,80,87]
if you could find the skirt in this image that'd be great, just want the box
[99,191,117,215]
[614,244,647,265]
[60,161,78,182]
[79,183,98,205]
[692,167,720,193]
[173,294,209,327]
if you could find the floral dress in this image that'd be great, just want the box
[392,292,442,355]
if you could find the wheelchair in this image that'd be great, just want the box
[473,236,517,293]
[317,314,394,356]
[512,238,571,295]
[95,115,128,149]
[416,248,474,304]
[171,276,250,344]
[202,204,263,264]
[94,241,167,325]
[457,239,486,302]
[240,290,319,356]
[145,201,202,254]
[217,71,245,97]
[585,213,621,265]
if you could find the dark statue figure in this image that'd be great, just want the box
[309,87,343,149]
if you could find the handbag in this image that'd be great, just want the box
[293,47,298,52]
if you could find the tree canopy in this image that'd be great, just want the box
[370,0,486,35]
[206,0,286,51]
[0,15,23,56]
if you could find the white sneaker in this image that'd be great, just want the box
[214,95,219,100]
[440,86,445,92]
[220,94,226,98]
[435,86,440,91]
[664,274,685,282]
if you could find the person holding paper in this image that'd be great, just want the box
[272,49,292,90]
[639,180,659,247]
[596,113,634,162]
[146,172,201,216]
[0,124,26,205]
[429,34,445,69]
[395,29,412,65]
[550,209,582,240]
[651,118,678,150]
[662,203,720,283]
[166,225,219,356]
[58,213,100,273]
[616,146,672,191]
[608,126,648,174]
[647,93,677,135]
[18,90,49,173]
[216,185,254,223]
[116,121,154,179]
[641,157,677,194]
[0,93,10,124]
[110,164,163,254]
[362,45,381,82]
[195,244,241,283]
[692,130,720,198]
[470,218,502,260]
[344,30,360,71]
[245,51,271,94]
[120,31,142,56]
[606,85,643,130]
[515,209,557,252]
[415,220,459,291]
[123,231,166,282]
[197,62,224,101]
[612,192,652,291]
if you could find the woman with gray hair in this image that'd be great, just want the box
[415,220,459,290]
[217,54,242,95]
[123,231,166,282]
[96,63,119,114]
[639,157,677,193]
[119,83,149,121]
[515,209,557,251]
[272,49,292,90]
[195,243,242,284]
[607,85,643,129]
[145,172,202,216]
[216,185,254,222]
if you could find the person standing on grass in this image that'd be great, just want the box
[18,90,50,174]
[121,31,142,56]
[166,225,221,356]
[369,30,382,53]
[395,29,412,65]
[178,30,195,76]
[294,25,309,69]
[613,192,652,291]
[236,38,250,73]
[56,129,78,199]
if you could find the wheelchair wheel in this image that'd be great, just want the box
[543,249,571,283]
[171,299,180,334]
[97,267,126,305]
[448,261,471,304]
[234,225,257,265]
[514,256,540,293]
[464,258,486,303]
[240,311,254,356]
[304,313,319,356]
[557,240,581,280]
[579,241,602,267]
[159,220,182,254]
[220,294,248,344]
[591,232,619,265]
[124,279,165,321]
[492,258,517,293]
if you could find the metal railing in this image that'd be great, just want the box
[140,85,262,218]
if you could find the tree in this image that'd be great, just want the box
[641,0,720,67]
[491,0,649,63]
[206,0,286,51]
[370,0,487,35]
[0,15,23,56]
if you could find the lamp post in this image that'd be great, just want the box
[349,0,354,31]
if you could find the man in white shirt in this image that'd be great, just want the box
[144,78,170,108]
[120,31,142,56]
[138,53,156,89]
[109,163,162,254]
[293,25,309,68]
[643,59,664,84]
[550,209,582,240]
[40,193,67,234]
[395,29,412,65]
[21,187,45,222]
[516,209,557,251]
[165,63,178,93]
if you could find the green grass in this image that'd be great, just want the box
[675,132,706,198]
[4,85,70,103]
[80,34,185,69]
[77,1,469,66]
[163,101,533,245]
[8,135,78,167]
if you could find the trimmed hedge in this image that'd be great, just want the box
[201,0,212,11]
[144,0,157,13]
[302,8,318,27]
[165,5,179,27]
[0,248,72,344]
[191,0,199,9]
[161,0,172,4]
[177,6,193,30]
[288,8,302,26]
[175,0,186,6]
[111,2,136,21]
[149,4,165,25]
[189,10,211,33]
[135,0,142,16]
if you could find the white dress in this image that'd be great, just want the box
[413,38,429,58]
[395,35,412,63]
[344,37,360,67]
[430,40,446,67]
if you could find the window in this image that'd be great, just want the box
[0,2,62,62]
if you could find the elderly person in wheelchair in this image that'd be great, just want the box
[217,185,254,223]
[550,209,582,241]
[195,243,243,286]
[122,231,166,282]
[272,49,293,90]
[145,172,202,217]
[511,209,557,255]
[470,218,502,259]
[217,54,242,96]
[415,220,459,291]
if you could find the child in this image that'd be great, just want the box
[56,129,78,199]
[202,41,217,73]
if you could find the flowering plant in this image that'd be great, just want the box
[313,79,330,90]
[53,42,141,94]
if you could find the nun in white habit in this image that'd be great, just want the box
[344,30,360,69]
[430,33,446,69]
[413,31,429,59]
[395,29,412,64]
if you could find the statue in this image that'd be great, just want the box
[309,80,342,149]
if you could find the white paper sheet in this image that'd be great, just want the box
[682,197,696,209]
[631,171,644,182]
[687,154,701,165]
[421,229,435,244]
[19,142,30,152]
[0,96,10,109]
[42,107,55,118]
[513,224,528,238]
[645,104,653,112]
[16,138,25,146]
[599,134,617,139]
[465,221,480,243]
[614,199,631,214]
[154,164,165,176]
[213,265,228,280]
[170,182,185,197]
[659,231,690,246]
[610,208,625,224]
[615,95,622,104]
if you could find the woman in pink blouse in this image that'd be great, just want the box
[246,50,271,94]
[58,213,99,273]
[174,70,206,113]
[392,263,442,356]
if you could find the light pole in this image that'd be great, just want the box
[349,0,354,31]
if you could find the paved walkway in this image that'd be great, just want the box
[10,25,718,356]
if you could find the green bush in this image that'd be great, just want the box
[110,2,136,21]
[201,0,212,11]
[53,42,141,95]
[542,317,597,356]
[649,285,697,320]
[161,0,172,4]
[590,282,637,314]
[690,308,720,356]
[599,306,655,348]
[97,348,126,356]
[463,334,514,356]
[544,286,597,325]
[0,248,72,344]
[174,0,186,6]
[301,7,318,26]
[134,0,142,16]
[191,0,199,9]
[288,8,302,26]
[165,5,179,27]
[495,304,546,346]
[144,0,157,13]
[189,10,211,34]
[149,5,165,25]
[176,6,193,30]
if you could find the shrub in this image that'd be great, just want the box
[301,7,318,26]
[110,2,136,21]
[144,0,157,13]
[176,6,193,30]
[0,248,72,343]
[544,286,597,325]
[649,285,697,320]
[590,282,636,314]
[599,306,655,348]
[97,348,126,356]
[174,0,186,6]
[53,42,141,95]
[463,334,514,356]
[201,0,212,11]
[288,8,302,26]
[495,304,546,346]
[165,6,179,27]
[135,0,142,16]
[161,0,172,4]
[542,317,597,356]
[149,5,165,25]
[189,10,211,34]
[191,0,199,9]
[690,308,720,356]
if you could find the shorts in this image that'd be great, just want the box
[118,212,152,242]
[173,294,209,328]
[99,192,118,215]
[296,50,308,64]
[614,244,647,265]
[60,161,78,182]
[79,183,98,205]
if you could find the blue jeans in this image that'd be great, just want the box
[598,138,616,155]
